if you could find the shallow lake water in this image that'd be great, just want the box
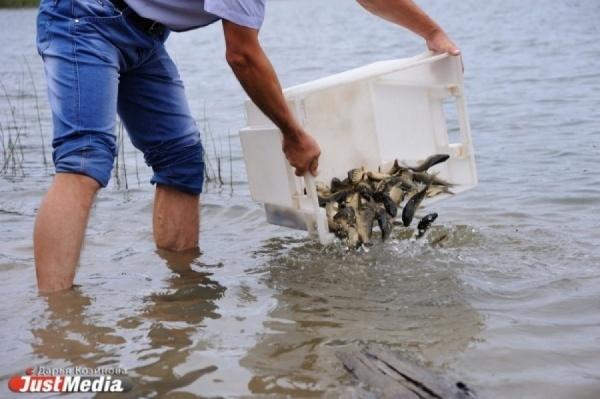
[1,0,599,397]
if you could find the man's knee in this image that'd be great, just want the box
[145,135,205,194]
[53,133,117,189]
[54,172,102,195]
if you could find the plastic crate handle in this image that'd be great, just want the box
[304,173,334,245]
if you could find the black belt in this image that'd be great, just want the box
[110,0,166,35]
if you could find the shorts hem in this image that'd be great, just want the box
[151,177,203,195]
[54,169,109,187]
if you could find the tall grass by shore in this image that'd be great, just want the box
[1,59,236,194]
[0,0,38,7]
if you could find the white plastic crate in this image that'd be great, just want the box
[239,52,477,244]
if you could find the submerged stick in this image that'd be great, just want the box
[337,344,477,399]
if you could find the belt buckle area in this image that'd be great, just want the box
[147,21,164,36]
[110,0,128,12]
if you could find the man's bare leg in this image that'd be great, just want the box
[34,173,100,293]
[153,185,200,252]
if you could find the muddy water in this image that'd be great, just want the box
[1,0,600,398]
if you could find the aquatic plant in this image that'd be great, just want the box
[0,59,236,193]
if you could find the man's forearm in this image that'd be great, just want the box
[222,21,321,176]
[226,40,301,138]
[357,0,442,40]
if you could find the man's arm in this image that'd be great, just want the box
[222,21,320,177]
[356,0,460,55]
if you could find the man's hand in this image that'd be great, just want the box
[426,28,460,55]
[357,0,461,56]
[282,129,321,177]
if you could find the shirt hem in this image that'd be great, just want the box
[204,3,263,30]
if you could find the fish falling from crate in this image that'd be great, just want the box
[316,154,453,248]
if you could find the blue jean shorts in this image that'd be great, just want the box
[36,0,205,194]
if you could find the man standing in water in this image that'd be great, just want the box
[34,0,460,293]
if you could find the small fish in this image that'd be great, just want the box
[412,172,453,187]
[386,159,408,176]
[426,185,455,198]
[374,179,389,193]
[374,175,399,193]
[318,190,349,207]
[373,191,398,218]
[402,185,429,227]
[376,207,393,241]
[356,181,375,201]
[387,185,405,206]
[348,167,366,185]
[316,155,449,248]
[366,171,390,181]
[334,205,356,226]
[356,204,377,245]
[345,192,361,211]
[325,201,338,230]
[332,206,356,240]
[315,181,331,197]
[416,212,438,238]
[346,227,362,249]
[409,154,450,173]
[332,226,347,240]
[398,171,419,191]
[331,177,351,193]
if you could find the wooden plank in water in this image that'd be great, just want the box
[337,344,477,399]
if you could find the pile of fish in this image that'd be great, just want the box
[316,154,454,248]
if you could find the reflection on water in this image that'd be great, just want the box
[32,288,124,369]
[243,229,483,396]
[31,249,226,398]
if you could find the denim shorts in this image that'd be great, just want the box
[36,0,205,194]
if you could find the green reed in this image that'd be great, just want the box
[0,78,26,176]
[1,59,235,194]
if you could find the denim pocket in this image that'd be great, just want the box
[75,0,123,22]
[36,10,53,55]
